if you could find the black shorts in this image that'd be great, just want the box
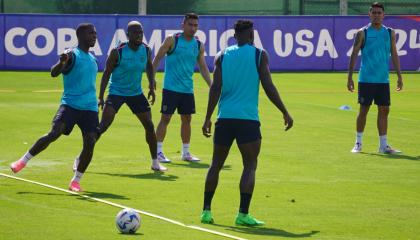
[105,94,151,113]
[358,82,390,106]
[52,105,99,135]
[161,89,195,114]
[214,119,262,146]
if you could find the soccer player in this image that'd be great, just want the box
[10,23,99,192]
[152,13,212,163]
[200,20,293,226]
[347,2,403,154]
[93,21,166,172]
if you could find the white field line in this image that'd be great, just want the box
[0,173,247,240]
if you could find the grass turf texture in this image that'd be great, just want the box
[0,71,419,240]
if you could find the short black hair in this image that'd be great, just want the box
[76,23,94,38]
[183,13,199,22]
[234,20,253,34]
[370,2,384,12]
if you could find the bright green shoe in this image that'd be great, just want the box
[235,213,265,226]
[200,210,214,224]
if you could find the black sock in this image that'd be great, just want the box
[203,191,215,210]
[239,193,252,214]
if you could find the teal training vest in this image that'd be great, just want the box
[109,43,148,96]
[163,33,201,94]
[61,47,98,112]
[359,24,392,83]
[218,44,262,121]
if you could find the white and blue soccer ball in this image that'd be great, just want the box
[115,208,141,234]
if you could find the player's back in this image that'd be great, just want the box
[218,44,262,121]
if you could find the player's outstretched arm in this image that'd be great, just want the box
[390,30,403,91]
[347,30,364,92]
[152,36,174,79]
[50,50,72,77]
[259,50,293,131]
[202,54,222,137]
[145,46,156,105]
[98,49,118,109]
[197,44,212,87]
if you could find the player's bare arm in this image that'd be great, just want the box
[50,51,72,77]
[390,30,403,91]
[259,50,293,131]
[347,30,364,92]
[145,46,156,105]
[197,44,212,87]
[98,48,118,109]
[202,54,222,137]
[152,36,174,78]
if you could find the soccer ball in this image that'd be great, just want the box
[115,208,141,234]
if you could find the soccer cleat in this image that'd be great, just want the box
[157,152,171,163]
[351,142,362,153]
[151,163,168,172]
[378,145,401,154]
[200,210,214,224]
[68,181,82,192]
[181,152,200,162]
[235,213,265,226]
[72,157,79,172]
[10,159,26,173]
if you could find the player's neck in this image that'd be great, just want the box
[78,44,90,53]
[371,22,382,29]
[128,42,140,51]
[182,33,194,41]
[237,40,252,46]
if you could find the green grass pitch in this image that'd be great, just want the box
[0,71,419,240]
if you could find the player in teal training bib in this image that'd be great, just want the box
[97,21,166,172]
[10,23,100,193]
[347,2,403,154]
[152,13,212,163]
[201,19,293,226]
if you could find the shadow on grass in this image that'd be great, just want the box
[17,190,129,200]
[168,162,232,170]
[118,232,143,236]
[212,223,319,238]
[360,152,420,161]
[91,171,179,181]
[82,191,130,200]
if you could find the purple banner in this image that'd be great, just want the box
[1,14,419,71]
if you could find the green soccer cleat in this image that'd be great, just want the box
[200,210,214,224]
[235,213,265,226]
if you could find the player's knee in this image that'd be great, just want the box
[84,135,97,148]
[47,130,61,142]
[160,117,171,125]
[181,115,192,124]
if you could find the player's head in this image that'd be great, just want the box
[127,21,144,46]
[234,20,254,45]
[76,23,96,47]
[182,13,199,38]
[369,2,385,25]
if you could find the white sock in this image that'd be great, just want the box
[152,159,159,167]
[182,143,190,155]
[21,152,33,164]
[157,142,163,153]
[379,135,388,148]
[71,171,84,183]
[356,132,363,144]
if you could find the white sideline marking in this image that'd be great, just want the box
[0,173,247,240]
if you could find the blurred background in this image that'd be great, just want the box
[1,0,419,15]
